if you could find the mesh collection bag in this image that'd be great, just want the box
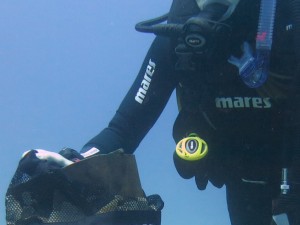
[6,152,163,225]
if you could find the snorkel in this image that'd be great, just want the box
[228,0,277,88]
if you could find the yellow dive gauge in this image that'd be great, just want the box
[176,133,208,161]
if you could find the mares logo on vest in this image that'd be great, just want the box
[215,97,272,109]
[135,59,156,104]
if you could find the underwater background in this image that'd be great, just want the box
[0,1,230,224]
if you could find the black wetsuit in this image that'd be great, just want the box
[81,0,300,225]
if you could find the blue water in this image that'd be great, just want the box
[0,1,231,225]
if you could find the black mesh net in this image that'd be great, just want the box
[6,153,163,225]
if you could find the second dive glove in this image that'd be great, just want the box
[174,133,224,190]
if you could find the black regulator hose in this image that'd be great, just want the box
[135,7,231,53]
[135,13,184,37]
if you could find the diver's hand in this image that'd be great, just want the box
[195,157,226,190]
[173,151,197,179]
[195,171,209,190]
[173,150,210,190]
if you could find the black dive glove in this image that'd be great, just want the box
[173,151,198,179]
[173,151,225,190]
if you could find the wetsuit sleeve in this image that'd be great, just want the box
[81,36,178,154]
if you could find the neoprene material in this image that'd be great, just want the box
[81,1,300,224]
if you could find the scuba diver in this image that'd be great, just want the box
[79,0,300,224]
[5,0,300,225]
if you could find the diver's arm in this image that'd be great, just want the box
[81,0,233,155]
[81,36,178,154]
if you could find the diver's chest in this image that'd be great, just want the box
[197,65,273,111]
[202,63,254,96]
